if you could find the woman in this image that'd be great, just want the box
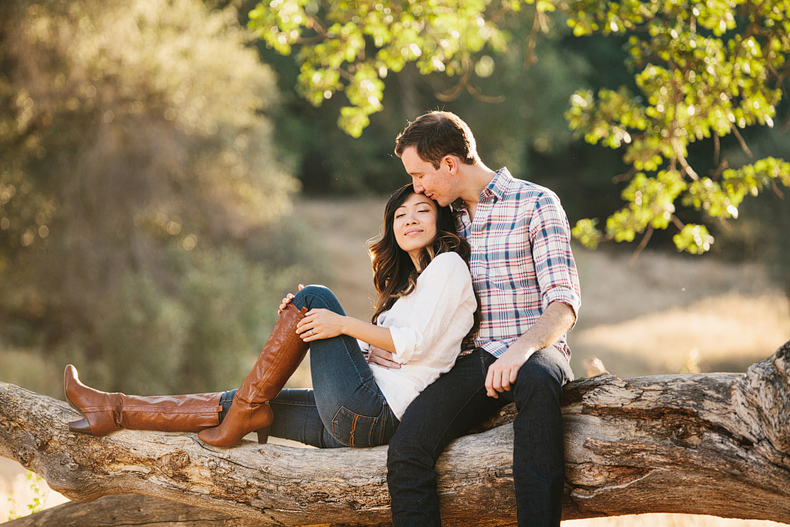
[65,184,477,448]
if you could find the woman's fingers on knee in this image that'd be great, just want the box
[296,320,310,337]
[278,293,296,313]
[298,312,316,327]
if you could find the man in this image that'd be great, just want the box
[368,111,581,526]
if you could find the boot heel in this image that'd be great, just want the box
[68,417,93,434]
[256,427,270,444]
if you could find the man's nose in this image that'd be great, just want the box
[412,178,424,193]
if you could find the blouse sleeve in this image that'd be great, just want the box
[386,252,476,364]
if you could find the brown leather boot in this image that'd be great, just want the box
[64,364,224,436]
[198,303,309,447]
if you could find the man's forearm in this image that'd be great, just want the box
[484,301,576,397]
[512,301,576,357]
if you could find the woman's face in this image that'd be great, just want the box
[393,192,438,268]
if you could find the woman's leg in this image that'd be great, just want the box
[219,387,344,447]
[67,302,308,443]
[272,389,348,448]
[286,286,399,447]
[209,285,397,448]
[64,365,224,436]
[198,303,309,447]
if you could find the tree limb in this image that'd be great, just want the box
[2,494,266,527]
[1,340,789,526]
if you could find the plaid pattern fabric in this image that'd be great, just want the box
[457,168,581,359]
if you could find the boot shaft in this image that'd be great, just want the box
[236,303,309,406]
[119,392,223,431]
[65,364,222,435]
[197,304,309,447]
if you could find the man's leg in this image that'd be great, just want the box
[387,349,503,527]
[510,347,574,527]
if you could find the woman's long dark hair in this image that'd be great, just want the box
[369,184,479,340]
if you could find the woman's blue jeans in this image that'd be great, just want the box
[220,285,398,448]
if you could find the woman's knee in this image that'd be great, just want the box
[293,285,344,313]
[294,284,331,302]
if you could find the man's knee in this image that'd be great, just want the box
[513,349,569,405]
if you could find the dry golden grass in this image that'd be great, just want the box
[565,515,787,527]
[568,248,790,378]
[1,197,788,524]
[573,292,790,376]
[0,349,65,400]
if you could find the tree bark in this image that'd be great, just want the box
[1,340,788,527]
[2,494,266,527]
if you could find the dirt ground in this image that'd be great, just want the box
[1,197,788,524]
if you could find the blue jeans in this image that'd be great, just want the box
[386,347,573,527]
[221,285,398,448]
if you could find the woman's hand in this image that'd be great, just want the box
[296,308,346,342]
[367,346,401,369]
[278,284,305,314]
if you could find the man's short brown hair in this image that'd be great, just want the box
[394,111,479,169]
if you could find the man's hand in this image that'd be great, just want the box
[485,302,576,398]
[484,343,536,398]
[367,346,401,369]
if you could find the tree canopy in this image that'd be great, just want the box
[250,0,789,255]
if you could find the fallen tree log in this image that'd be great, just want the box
[2,494,266,527]
[1,340,788,527]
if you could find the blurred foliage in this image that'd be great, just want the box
[249,0,511,137]
[249,0,789,256]
[0,0,322,393]
[711,123,790,295]
[246,0,592,196]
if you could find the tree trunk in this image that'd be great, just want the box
[1,340,788,527]
[2,494,267,527]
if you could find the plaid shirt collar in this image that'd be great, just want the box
[453,167,511,217]
[483,167,510,201]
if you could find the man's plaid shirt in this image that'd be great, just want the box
[457,168,581,360]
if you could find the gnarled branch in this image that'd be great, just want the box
[1,340,788,526]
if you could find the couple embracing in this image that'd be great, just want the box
[65,111,581,527]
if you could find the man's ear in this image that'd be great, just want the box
[443,155,459,174]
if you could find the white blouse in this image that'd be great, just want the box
[366,251,477,420]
